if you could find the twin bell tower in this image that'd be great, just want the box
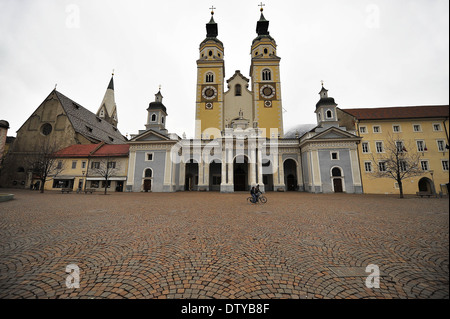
[195,5,284,139]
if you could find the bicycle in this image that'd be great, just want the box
[247,193,267,204]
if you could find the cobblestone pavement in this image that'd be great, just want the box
[0,189,448,299]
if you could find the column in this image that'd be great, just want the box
[249,144,256,186]
[257,147,263,186]
[179,161,186,191]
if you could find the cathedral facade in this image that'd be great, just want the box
[125,9,364,194]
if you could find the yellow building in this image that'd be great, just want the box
[43,143,129,192]
[340,105,449,195]
[195,8,283,139]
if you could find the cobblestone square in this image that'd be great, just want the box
[0,190,448,299]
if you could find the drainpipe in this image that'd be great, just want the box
[443,117,449,147]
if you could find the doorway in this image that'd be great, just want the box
[143,179,152,192]
[333,178,343,193]
[234,155,248,191]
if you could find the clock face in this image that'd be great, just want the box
[260,84,276,99]
[202,86,218,100]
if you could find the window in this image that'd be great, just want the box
[262,69,271,81]
[326,110,333,119]
[91,162,100,169]
[206,72,214,83]
[362,142,369,153]
[400,161,407,172]
[82,161,86,169]
[107,162,116,169]
[378,162,387,172]
[413,124,421,132]
[376,141,384,153]
[161,116,164,124]
[364,162,372,172]
[331,152,339,160]
[332,167,342,176]
[420,160,429,171]
[393,125,400,132]
[442,160,449,171]
[151,114,157,122]
[146,153,154,161]
[437,140,445,152]
[235,84,242,96]
[72,161,77,169]
[57,161,63,169]
[359,126,367,134]
[41,123,52,136]
[144,168,152,178]
[416,140,425,152]
[101,181,111,189]
[396,141,404,153]
[433,123,441,131]
[91,180,99,188]
[373,126,381,133]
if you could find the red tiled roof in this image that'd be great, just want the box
[54,143,129,157]
[91,144,129,157]
[342,105,449,120]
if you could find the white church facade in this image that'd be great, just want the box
[125,9,363,194]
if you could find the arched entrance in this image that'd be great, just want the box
[283,159,298,191]
[418,177,434,195]
[262,159,274,191]
[185,159,199,191]
[209,159,222,191]
[234,155,248,191]
[143,168,153,192]
[332,167,343,193]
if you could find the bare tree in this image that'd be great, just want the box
[24,138,66,193]
[369,133,423,198]
[89,157,120,195]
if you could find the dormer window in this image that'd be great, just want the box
[85,125,93,133]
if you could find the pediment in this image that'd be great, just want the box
[310,127,358,140]
[130,129,170,142]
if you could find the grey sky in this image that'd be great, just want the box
[0,0,448,139]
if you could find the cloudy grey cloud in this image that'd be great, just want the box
[0,0,448,137]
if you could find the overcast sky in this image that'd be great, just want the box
[0,0,448,139]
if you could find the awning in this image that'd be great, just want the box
[53,176,75,180]
[86,177,127,181]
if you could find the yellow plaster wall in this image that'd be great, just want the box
[357,118,449,195]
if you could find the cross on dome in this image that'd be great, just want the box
[258,2,265,12]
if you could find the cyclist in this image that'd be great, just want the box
[255,184,261,203]
[250,186,257,203]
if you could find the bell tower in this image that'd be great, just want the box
[250,5,284,138]
[195,7,225,139]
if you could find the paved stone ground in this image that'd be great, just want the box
[0,189,448,299]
